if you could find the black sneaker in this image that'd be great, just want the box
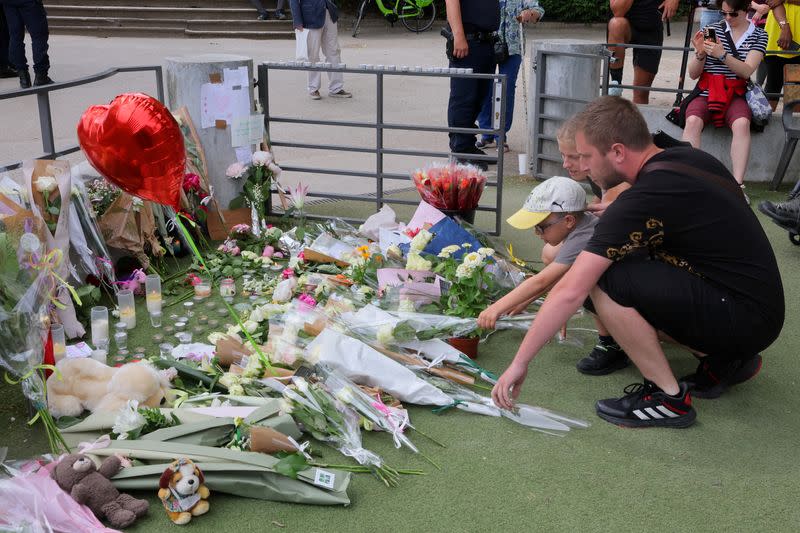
[576,342,629,375]
[274,9,287,19]
[758,197,800,226]
[596,381,696,428]
[680,354,762,399]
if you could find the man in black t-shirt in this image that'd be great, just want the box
[492,96,784,429]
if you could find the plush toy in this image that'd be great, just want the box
[51,453,149,529]
[47,358,176,418]
[158,458,211,525]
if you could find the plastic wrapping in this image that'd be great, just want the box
[411,163,486,210]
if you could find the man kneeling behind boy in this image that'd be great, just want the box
[477,176,629,376]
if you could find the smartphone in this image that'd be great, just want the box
[788,40,800,52]
[704,27,717,42]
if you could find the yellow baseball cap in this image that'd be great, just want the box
[506,176,587,229]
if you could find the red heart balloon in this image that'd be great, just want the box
[77,93,184,211]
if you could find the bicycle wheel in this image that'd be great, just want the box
[400,1,436,33]
[352,0,369,37]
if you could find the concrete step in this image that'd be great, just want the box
[45,0,280,7]
[48,15,292,30]
[185,28,294,39]
[45,5,284,21]
[186,19,293,31]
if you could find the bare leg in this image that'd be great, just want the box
[632,66,656,104]
[729,117,751,185]
[590,286,680,395]
[607,17,632,81]
[682,115,704,149]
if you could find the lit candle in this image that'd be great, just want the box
[117,290,136,330]
[146,291,162,314]
[51,324,66,363]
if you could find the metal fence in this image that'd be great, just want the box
[256,62,508,235]
[0,66,164,173]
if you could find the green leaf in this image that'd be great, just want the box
[47,206,60,216]
[229,195,246,210]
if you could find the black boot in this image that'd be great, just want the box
[19,70,31,89]
[0,65,17,78]
[33,72,54,86]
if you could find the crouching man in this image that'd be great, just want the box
[492,96,784,428]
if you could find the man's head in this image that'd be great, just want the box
[573,96,654,189]
[507,176,587,246]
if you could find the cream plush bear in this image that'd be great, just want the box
[47,358,176,418]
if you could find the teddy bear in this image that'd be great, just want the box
[158,458,211,525]
[51,453,149,529]
[46,358,176,418]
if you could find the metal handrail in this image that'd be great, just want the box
[0,66,164,172]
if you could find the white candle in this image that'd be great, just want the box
[120,306,136,329]
[146,291,162,314]
[53,342,66,363]
[92,318,109,347]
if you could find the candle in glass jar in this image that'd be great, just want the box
[220,278,236,299]
[117,290,136,329]
[194,280,212,299]
[145,275,162,314]
[51,324,66,363]
[91,306,109,348]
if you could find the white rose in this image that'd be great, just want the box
[252,150,273,166]
[477,247,495,258]
[226,324,242,337]
[228,384,245,396]
[35,175,57,193]
[273,277,297,303]
[376,324,395,346]
[398,298,416,313]
[409,229,433,252]
[243,320,259,333]
[386,244,402,259]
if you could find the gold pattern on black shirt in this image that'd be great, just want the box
[604,218,664,260]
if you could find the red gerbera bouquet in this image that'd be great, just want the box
[411,163,486,211]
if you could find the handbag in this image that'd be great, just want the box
[721,29,772,128]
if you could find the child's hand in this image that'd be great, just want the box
[477,304,503,330]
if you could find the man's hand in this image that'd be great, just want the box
[518,9,541,23]
[477,304,503,330]
[491,361,528,410]
[750,1,770,23]
[587,201,611,217]
[659,0,679,20]
[295,25,304,31]
[779,23,793,49]
[453,34,469,58]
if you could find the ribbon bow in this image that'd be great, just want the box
[27,249,82,310]
[77,434,112,453]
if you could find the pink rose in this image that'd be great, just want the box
[262,245,274,258]
[282,268,294,279]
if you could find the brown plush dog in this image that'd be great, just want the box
[51,454,149,529]
[158,458,210,525]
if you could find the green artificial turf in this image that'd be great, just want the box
[2,178,798,532]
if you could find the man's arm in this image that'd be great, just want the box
[289,0,304,29]
[477,262,570,330]
[492,251,613,409]
[445,0,469,58]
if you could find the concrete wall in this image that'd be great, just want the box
[639,105,793,184]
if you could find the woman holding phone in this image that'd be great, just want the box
[682,0,768,201]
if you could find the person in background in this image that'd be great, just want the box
[250,0,288,20]
[289,0,352,100]
[682,0,767,201]
[2,0,53,88]
[444,0,500,171]
[763,0,799,109]
[475,0,544,153]
[606,0,679,104]
[0,8,17,78]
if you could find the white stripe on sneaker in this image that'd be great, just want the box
[656,405,679,418]
[633,409,649,420]
[644,407,664,419]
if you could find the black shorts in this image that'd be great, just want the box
[625,0,664,74]
[590,257,781,359]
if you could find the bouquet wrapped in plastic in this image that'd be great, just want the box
[411,163,486,211]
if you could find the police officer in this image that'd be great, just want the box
[1,9,19,78]
[444,0,500,171]
[2,0,53,88]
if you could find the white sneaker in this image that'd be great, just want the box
[329,89,352,98]
[309,90,321,100]
[608,80,623,97]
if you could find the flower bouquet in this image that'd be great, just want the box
[411,163,486,222]
[227,150,282,237]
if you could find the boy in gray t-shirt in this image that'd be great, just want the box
[478,177,629,375]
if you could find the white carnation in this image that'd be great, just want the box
[409,229,433,252]
[376,324,395,346]
[455,263,475,279]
